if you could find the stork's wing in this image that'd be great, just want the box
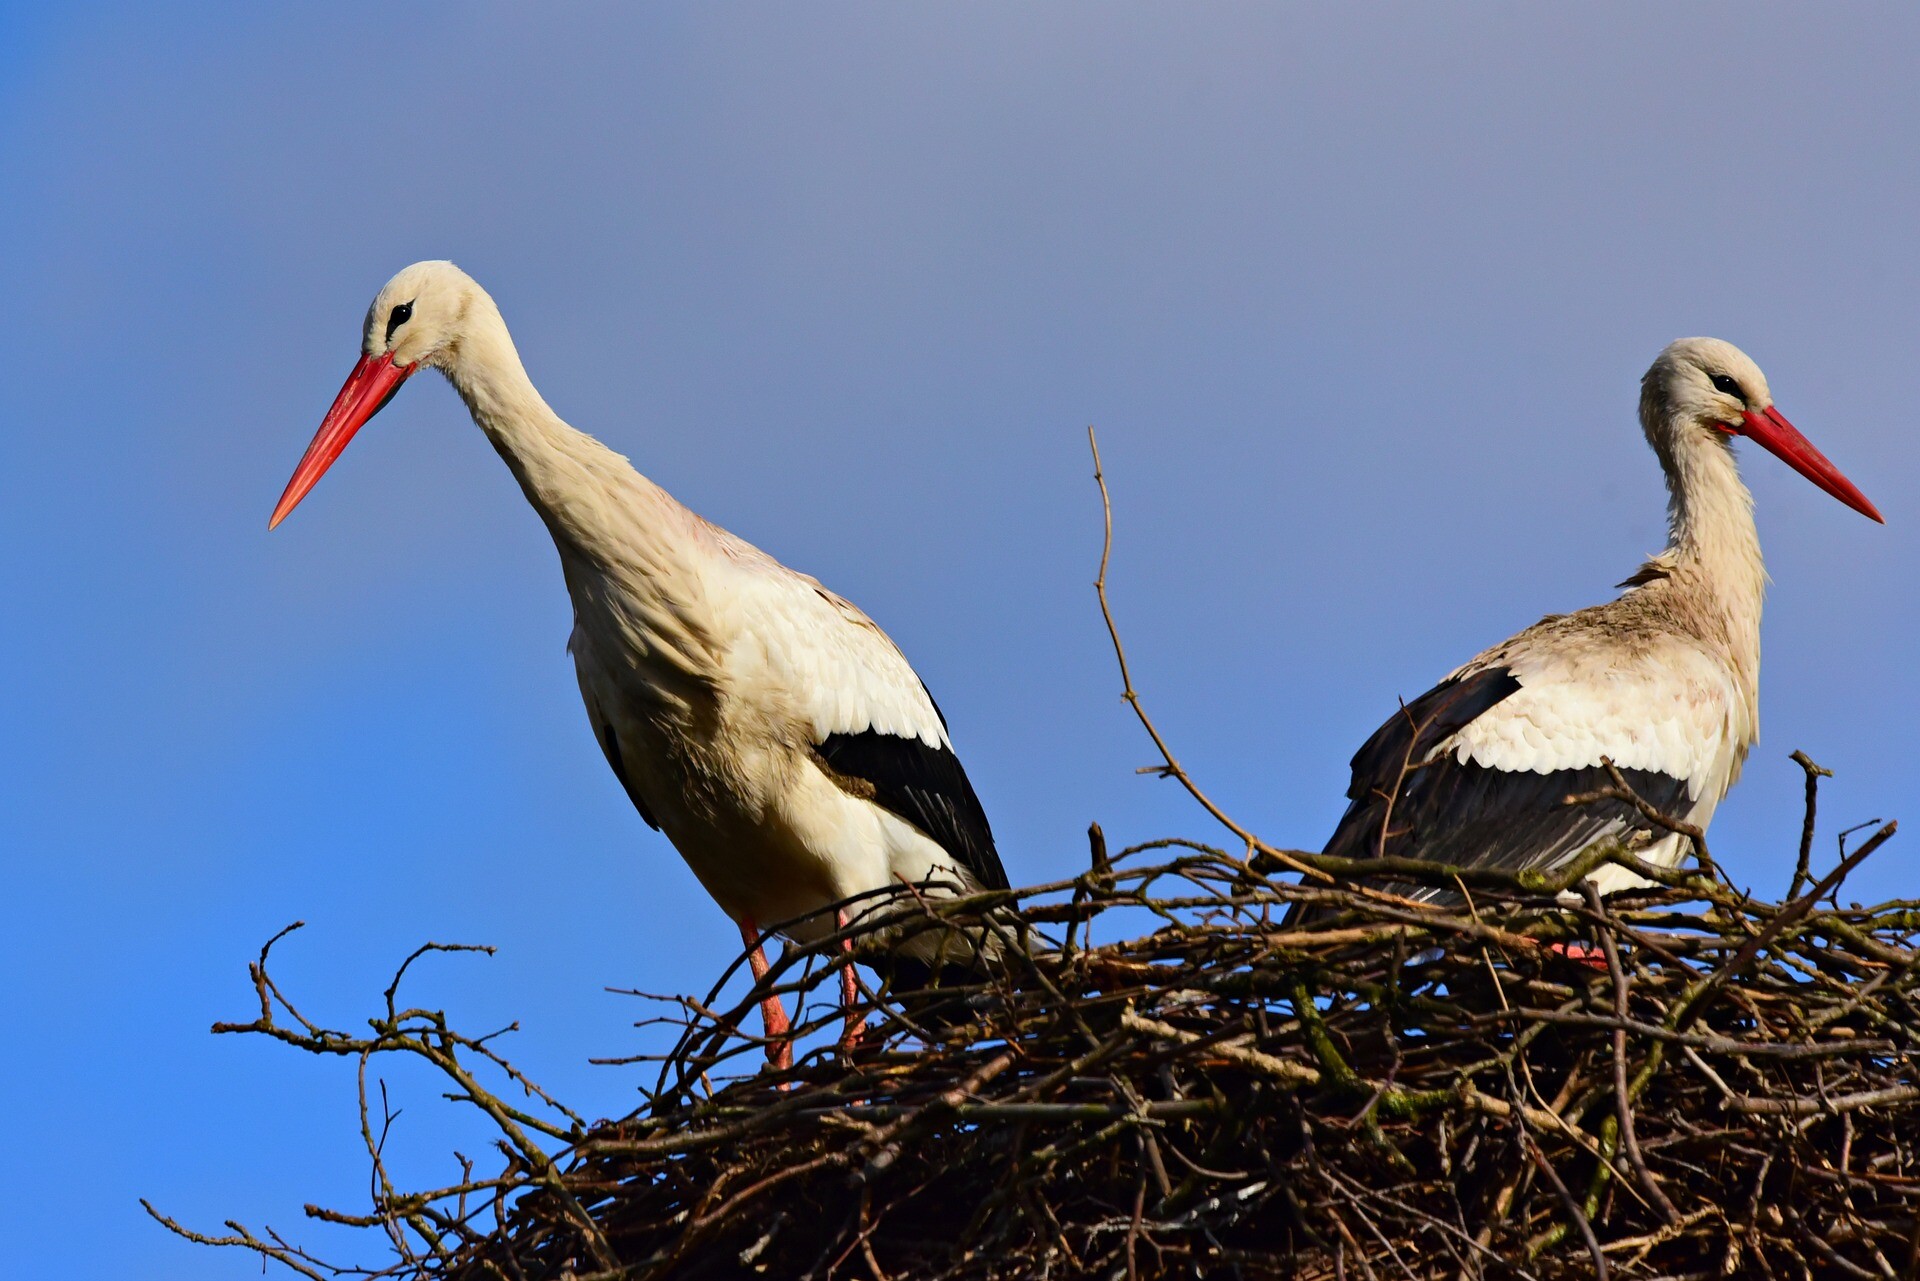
[1323,642,1735,897]
[815,712,1008,891]
[724,561,1007,893]
[580,681,660,831]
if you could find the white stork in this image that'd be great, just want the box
[270,261,1008,1067]
[1318,337,1881,905]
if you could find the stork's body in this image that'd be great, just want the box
[272,262,1007,1061]
[1320,338,1880,900]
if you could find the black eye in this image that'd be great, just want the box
[385,301,414,342]
[1709,373,1745,401]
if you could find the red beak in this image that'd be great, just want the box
[269,352,416,529]
[1733,405,1884,524]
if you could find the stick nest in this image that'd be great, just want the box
[151,767,1920,1281]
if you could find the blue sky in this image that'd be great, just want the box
[2,5,1914,1275]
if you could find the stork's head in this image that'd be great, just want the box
[362,259,481,370]
[1642,337,1882,523]
[269,260,483,529]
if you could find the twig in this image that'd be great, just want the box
[1790,750,1834,901]
[1087,427,1325,881]
[1585,880,1680,1225]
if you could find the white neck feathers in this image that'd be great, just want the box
[1643,415,1767,724]
[436,293,720,683]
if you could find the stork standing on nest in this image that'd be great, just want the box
[1315,338,1881,908]
[271,261,1008,1067]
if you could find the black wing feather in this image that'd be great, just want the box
[1328,758,1691,892]
[1339,667,1523,820]
[815,728,1008,892]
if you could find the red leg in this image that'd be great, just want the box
[1550,941,1609,971]
[739,917,793,1071]
[836,909,865,1055]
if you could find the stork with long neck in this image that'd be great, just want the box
[271,261,1008,1067]
[1315,338,1881,902]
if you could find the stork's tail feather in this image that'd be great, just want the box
[876,954,991,995]
[872,953,1000,1033]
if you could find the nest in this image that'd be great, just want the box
[149,758,1920,1281]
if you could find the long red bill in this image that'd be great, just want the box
[269,352,416,529]
[1735,405,1884,524]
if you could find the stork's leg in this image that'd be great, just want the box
[835,908,865,1055]
[739,917,793,1071]
[1549,941,1609,971]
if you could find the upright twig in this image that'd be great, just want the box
[1789,750,1833,901]
[1087,427,1324,881]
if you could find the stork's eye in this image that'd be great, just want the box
[385,301,414,342]
[1709,373,1745,401]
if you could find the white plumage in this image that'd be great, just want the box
[271,261,1006,1064]
[1449,641,1745,789]
[1317,337,1880,902]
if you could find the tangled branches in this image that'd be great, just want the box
[149,757,1919,1279]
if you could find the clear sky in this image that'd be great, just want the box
[2,4,1914,1275]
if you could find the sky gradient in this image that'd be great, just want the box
[2,5,1915,1275]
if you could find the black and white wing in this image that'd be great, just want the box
[1322,636,1745,902]
[723,553,1008,893]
